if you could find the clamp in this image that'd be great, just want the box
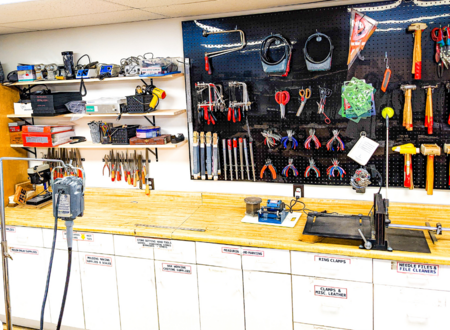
[261,130,281,148]
[260,159,277,180]
[281,130,298,149]
[282,159,298,177]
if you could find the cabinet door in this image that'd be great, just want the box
[116,256,158,330]
[9,245,51,327]
[48,250,85,329]
[155,260,200,330]
[243,271,292,330]
[198,265,245,330]
[375,284,450,330]
[79,252,120,330]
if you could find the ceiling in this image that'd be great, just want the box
[0,0,369,35]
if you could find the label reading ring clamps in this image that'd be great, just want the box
[303,32,334,72]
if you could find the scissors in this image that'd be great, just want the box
[432,27,449,70]
[296,87,311,117]
[275,91,290,119]
[317,86,332,124]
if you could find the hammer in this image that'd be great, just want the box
[421,144,441,195]
[422,85,438,135]
[392,143,419,189]
[408,23,427,80]
[444,144,450,186]
[401,85,416,131]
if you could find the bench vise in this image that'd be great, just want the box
[258,199,287,224]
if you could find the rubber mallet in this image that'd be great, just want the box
[392,143,419,189]
[400,85,416,131]
[420,144,441,195]
[422,84,438,135]
[408,23,427,80]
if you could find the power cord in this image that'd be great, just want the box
[287,196,339,217]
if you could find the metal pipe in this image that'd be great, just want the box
[0,157,66,330]
[389,223,450,231]
[202,30,246,58]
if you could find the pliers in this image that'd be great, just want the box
[102,155,110,177]
[281,130,298,150]
[260,159,277,180]
[282,159,298,177]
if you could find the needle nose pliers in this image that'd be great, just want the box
[260,159,277,179]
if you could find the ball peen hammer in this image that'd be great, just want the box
[444,144,450,186]
[422,84,438,135]
[392,144,419,189]
[408,23,427,80]
[420,144,441,195]
[400,84,416,131]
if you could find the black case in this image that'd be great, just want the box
[31,92,82,116]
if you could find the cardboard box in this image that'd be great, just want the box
[130,134,171,145]
[10,131,23,144]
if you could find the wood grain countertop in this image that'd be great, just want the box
[5,188,450,265]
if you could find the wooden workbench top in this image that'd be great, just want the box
[5,188,450,265]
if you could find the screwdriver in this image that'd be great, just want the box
[239,138,244,180]
[243,138,250,180]
[233,138,239,180]
[227,139,233,181]
[222,139,227,180]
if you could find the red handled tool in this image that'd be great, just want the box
[381,52,391,93]
[275,91,290,119]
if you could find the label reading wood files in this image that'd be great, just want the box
[222,247,240,255]
[162,263,192,274]
[63,232,94,242]
[397,262,439,276]
[10,247,39,255]
[135,237,172,249]
[242,249,264,257]
[85,255,112,267]
[314,255,351,265]
[314,285,347,299]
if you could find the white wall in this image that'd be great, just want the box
[1,1,448,205]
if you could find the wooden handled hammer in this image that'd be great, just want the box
[408,23,427,80]
[422,84,438,135]
[392,144,419,189]
[421,144,441,195]
[400,84,416,131]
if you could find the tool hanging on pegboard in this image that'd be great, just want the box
[228,81,251,122]
[195,82,226,125]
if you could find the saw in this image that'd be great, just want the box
[347,9,378,69]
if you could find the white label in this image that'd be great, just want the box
[26,126,44,133]
[135,237,172,249]
[397,262,439,276]
[314,285,347,299]
[10,247,39,255]
[85,255,112,267]
[242,249,264,257]
[347,135,380,166]
[25,136,48,143]
[314,255,351,265]
[57,194,71,217]
[63,232,94,242]
[0,227,16,233]
[222,247,240,255]
[162,263,192,274]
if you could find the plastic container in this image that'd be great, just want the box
[136,126,161,138]
[111,125,139,145]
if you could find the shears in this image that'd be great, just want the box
[296,87,311,117]
[317,86,332,125]
[275,91,290,119]
[432,27,449,75]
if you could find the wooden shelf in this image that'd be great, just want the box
[7,109,186,119]
[11,139,187,149]
[3,73,184,86]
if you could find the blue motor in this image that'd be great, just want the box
[258,199,287,224]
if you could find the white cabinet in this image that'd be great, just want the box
[292,251,372,283]
[196,242,242,269]
[292,276,373,330]
[8,245,51,328]
[197,265,245,330]
[243,270,292,330]
[295,324,348,330]
[77,232,114,255]
[242,247,290,273]
[374,284,450,330]
[116,256,158,330]
[47,250,85,330]
[7,226,43,248]
[43,229,78,251]
[155,260,200,330]
[154,239,196,264]
[373,259,450,291]
[79,252,120,330]
[114,235,154,259]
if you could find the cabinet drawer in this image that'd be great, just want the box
[373,259,450,291]
[114,235,154,259]
[196,242,241,269]
[154,239,196,264]
[374,284,450,330]
[242,247,290,273]
[292,251,372,283]
[293,276,373,330]
[295,323,348,330]
[43,229,78,251]
[6,226,43,247]
[77,232,114,255]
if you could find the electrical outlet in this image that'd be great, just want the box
[293,184,304,198]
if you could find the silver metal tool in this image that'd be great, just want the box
[246,117,256,181]
[227,139,233,181]
[239,138,244,180]
[222,139,227,180]
[233,138,239,180]
[243,138,250,181]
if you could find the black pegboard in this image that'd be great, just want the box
[182,0,450,189]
